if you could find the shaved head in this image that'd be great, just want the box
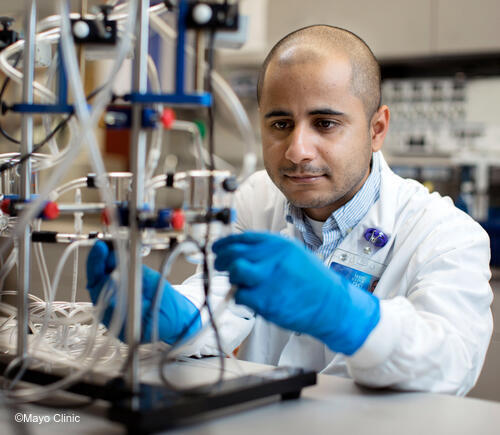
[257,25,381,120]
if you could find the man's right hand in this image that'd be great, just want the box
[86,241,201,344]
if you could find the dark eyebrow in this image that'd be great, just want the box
[264,108,345,118]
[264,110,292,119]
[308,108,345,116]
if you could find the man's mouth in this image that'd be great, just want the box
[284,173,326,183]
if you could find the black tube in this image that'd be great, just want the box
[31,231,58,243]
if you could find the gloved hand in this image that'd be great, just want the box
[86,240,201,344]
[212,232,380,355]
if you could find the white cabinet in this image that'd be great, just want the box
[267,0,433,58]
[220,0,500,64]
[436,0,500,53]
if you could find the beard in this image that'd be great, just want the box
[265,160,370,212]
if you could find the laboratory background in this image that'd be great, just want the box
[0,0,500,433]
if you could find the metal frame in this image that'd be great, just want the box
[17,0,36,360]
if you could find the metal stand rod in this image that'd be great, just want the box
[175,0,188,94]
[17,0,36,359]
[127,0,150,396]
[194,31,205,92]
[78,0,87,78]
[14,202,106,214]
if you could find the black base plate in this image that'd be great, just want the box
[0,359,316,434]
[108,366,317,434]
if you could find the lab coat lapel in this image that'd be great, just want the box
[279,152,401,373]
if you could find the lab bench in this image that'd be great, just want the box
[2,357,500,435]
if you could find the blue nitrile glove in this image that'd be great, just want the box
[212,232,380,356]
[86,240,201,344]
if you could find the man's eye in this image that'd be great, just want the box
[315,119,338,129]
[271,120,291,130]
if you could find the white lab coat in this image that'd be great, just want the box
[176,151,493,395]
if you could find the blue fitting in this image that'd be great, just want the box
[11,103,75,114]
[124,92,212,107]
[157,208,173,228]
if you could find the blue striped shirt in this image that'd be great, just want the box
[285,152,381,261]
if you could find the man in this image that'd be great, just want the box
[87,25,493,395]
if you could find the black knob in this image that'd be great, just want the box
[215,208,232,225]
[0,17,14,31]
[98,5,114,20]
[222,176,238,192]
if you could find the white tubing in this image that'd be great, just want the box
[33,220,51,301]
[4,281,120,402]
[0,30,59,101]
[71,189,83,305]
[50,240,93,308]
[211,74,258,180]
[0,247,17,291]
[151,240,200,344]
[0,30,83,173]
[144,54,165,183]
[2,239,96,393]
[50,177,87,200]
[2,0,138,402]
[13,0,135,244]
[56,0,135,348]
[42,51,63,156]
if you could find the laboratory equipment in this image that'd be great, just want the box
[0,1,316,432]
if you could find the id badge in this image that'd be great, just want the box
[327,248,386,293]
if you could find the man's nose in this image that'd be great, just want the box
[284,124,316,164]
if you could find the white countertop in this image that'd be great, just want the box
[3,357,500,435]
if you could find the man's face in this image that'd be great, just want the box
[259,54,376,221]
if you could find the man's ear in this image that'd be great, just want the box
[370,105,390,152]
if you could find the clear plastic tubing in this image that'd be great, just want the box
[50,177,88,201]
[0,30,59,101]
[3,0,138,402]
[144,54,166,183]
[42,51,64,156]
[56,0,134,345]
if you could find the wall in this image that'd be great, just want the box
[222,0,500,62]
[267,0,433,58]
